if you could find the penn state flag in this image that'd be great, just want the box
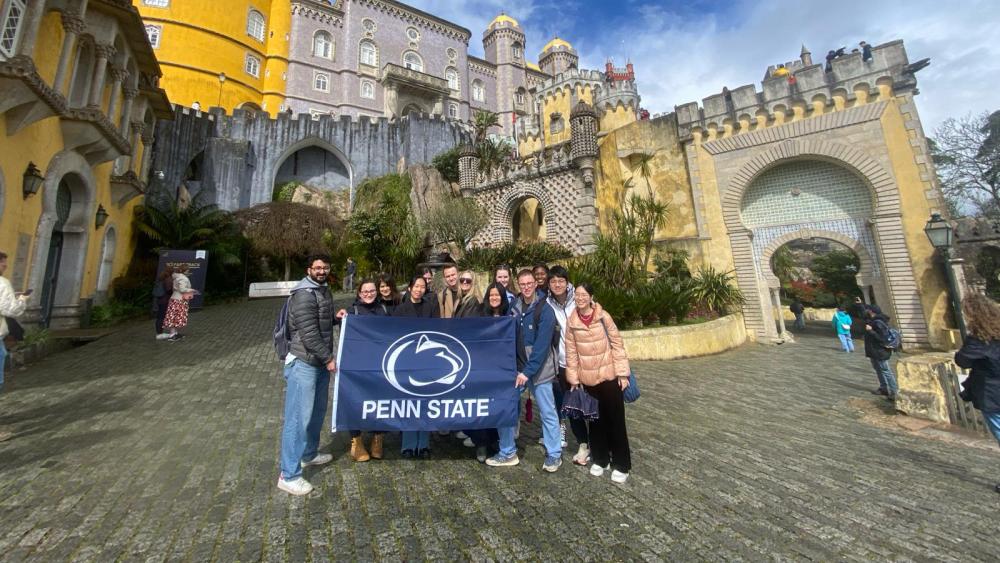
[332,316,519,432]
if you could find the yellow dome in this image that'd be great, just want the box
[543,37,572,52]
[489,13,519,28]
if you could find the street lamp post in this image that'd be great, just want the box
[924,212,967,340]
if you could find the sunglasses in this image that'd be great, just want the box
[459,278,473,284]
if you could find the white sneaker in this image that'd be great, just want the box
[277,476,313,496]
[537,436,545,445]
[573,443,590,466]
[300,453,332,468]
[611,470,629,483]
[462,437,475,448]
[560,422,568,448]
[437,430,450,436]
[455,431,469,440]
[589,463,609,477]
[155,333,171,340]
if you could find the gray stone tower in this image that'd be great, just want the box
[539,37,579,76]
[458,144,480,194]
[570,100,599,186]
[483,14,529,137]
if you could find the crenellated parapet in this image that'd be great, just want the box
[533,68,604,101]
[675,40,927,141]
[593,77,640,116]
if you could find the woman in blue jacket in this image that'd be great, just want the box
[832,305,854,352]
[955,293,1000,495]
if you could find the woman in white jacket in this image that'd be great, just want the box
[0,251,29,392]
[162,268,196,341]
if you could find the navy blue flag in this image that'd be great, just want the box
[332,316,519,432]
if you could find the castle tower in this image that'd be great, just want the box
[595,59,641,132]
[458,144,480,194]
[800,44,813,66]
[570,101,599,186]
[539,37,579,76]
[483,13,529,137]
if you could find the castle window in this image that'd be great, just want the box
[244,53,261,78]
[313,71,329,92]
[0,0,26,59]
[144,25,162,49]
[360,79,375,99]
[511,42,522,61]
[142,0,169,6]
[406,27,420,42]
[362,19,376,33]
[445,67,459,91]
[359,40,377,67]
[313,31,333,59]
[448,103,458,119]
[246,10,265,42]
[515,88,525,105]
[472,80,484,102]
[402,51,423,72]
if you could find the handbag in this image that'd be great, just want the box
[598,318,640,403]
[561,386,599,421]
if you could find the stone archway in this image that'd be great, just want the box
[721,139,928,344]
[512,197,546,243]
[269,137,354,206]
[27,150,96,328]
[492,183,557,246]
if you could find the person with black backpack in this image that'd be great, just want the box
[335,279,390,462]
[276,254,338,496]
[864,307,898,401]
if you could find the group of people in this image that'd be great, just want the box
[276,255,634,496]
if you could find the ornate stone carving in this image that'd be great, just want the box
[60,12,86,35]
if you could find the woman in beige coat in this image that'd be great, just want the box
[564,283,633,483]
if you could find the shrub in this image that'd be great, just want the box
[432,147,460,183]
[458,241,573,272]
[90,300,146,327]
[690,266,744,316]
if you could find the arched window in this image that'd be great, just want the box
[359,40,377,67]
[515,88,525,105]
[402,51,422,72]
[313,72,329,92]
[448,103,458,118]
[313,30,333,59]
[360,80,375,99]
[244,53,261,77]
[0,0,27,59]
[472,79,485,102]
[445,67,459,91]
[511,42,522,61]
[246,10,265,42]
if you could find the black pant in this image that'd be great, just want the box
[557,368,589,445]
[154,299,169,334]
[585,379,631,473]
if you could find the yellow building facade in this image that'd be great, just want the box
[136,0,289,115]
[0,0,171,328]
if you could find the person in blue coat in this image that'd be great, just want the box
[832,305,854,352]
[954,293,1000,495]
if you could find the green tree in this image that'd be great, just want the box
[423,197,489,253]
[811,249,862,299]
[771,246,797,284]
[233,202,343,280]
[132,195,232,251]
[477,137,512,177]
[347,174,422,277]
[472,110,500,145]
[431,147,460,183]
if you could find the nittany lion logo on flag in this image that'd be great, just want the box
[381,331,472,397]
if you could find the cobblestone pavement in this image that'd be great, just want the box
[1,298,998,562]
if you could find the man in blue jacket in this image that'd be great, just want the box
[486,269,562,472]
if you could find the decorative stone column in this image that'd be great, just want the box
[139,127,155,180]
[119,86,137,135]
[106,66,127,121]
[457,144,480,193]
[53,12,86,95]
[569,101,598,186]
[87,43,115,108]
[127,121,143,172]
[771,287,790,340]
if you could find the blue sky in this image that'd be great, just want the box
[406,0,1000,133]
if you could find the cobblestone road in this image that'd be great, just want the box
[1,298,998,561]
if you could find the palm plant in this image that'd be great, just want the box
[133,194,231,251]
[691,266,745,316]
[472,110,500,145]
[631,151,657,198]
[477,137,512,178]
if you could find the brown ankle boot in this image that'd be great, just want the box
[369,434,384,460]
[350,436,370,462]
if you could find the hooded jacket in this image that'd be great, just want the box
[863,313,892,361]
[832,311,853,335]
[955,336,1000,413]
[287,276,336,367]
[511,289,557,384]
[564,303,630,387]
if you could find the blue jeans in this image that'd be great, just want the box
[401,431,429,451]
[794,313,805,330]
[498,380,560,458]
[0,339,6,390]
[279,359,330,481]
[870,357,898,396]
[982,410,1000,448]
[838,334,854,352]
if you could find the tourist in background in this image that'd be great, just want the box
[152,266,174,340]
[277,255,337,496]
[0,251,29,396]
[864,307,897,400]
[337,279,389,462]
[487,269,561,472]
[790,299,805,330]
[343,257,356,293]
[376,273,402,308]
[393,275,439,458]
[832,305,854,352]
[162,267,196,341]
[547,265,586,462]
[955,293,1000,495]
[564,283,633,483]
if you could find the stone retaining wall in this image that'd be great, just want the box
[621,314,747,361]
[782,306,837,322]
